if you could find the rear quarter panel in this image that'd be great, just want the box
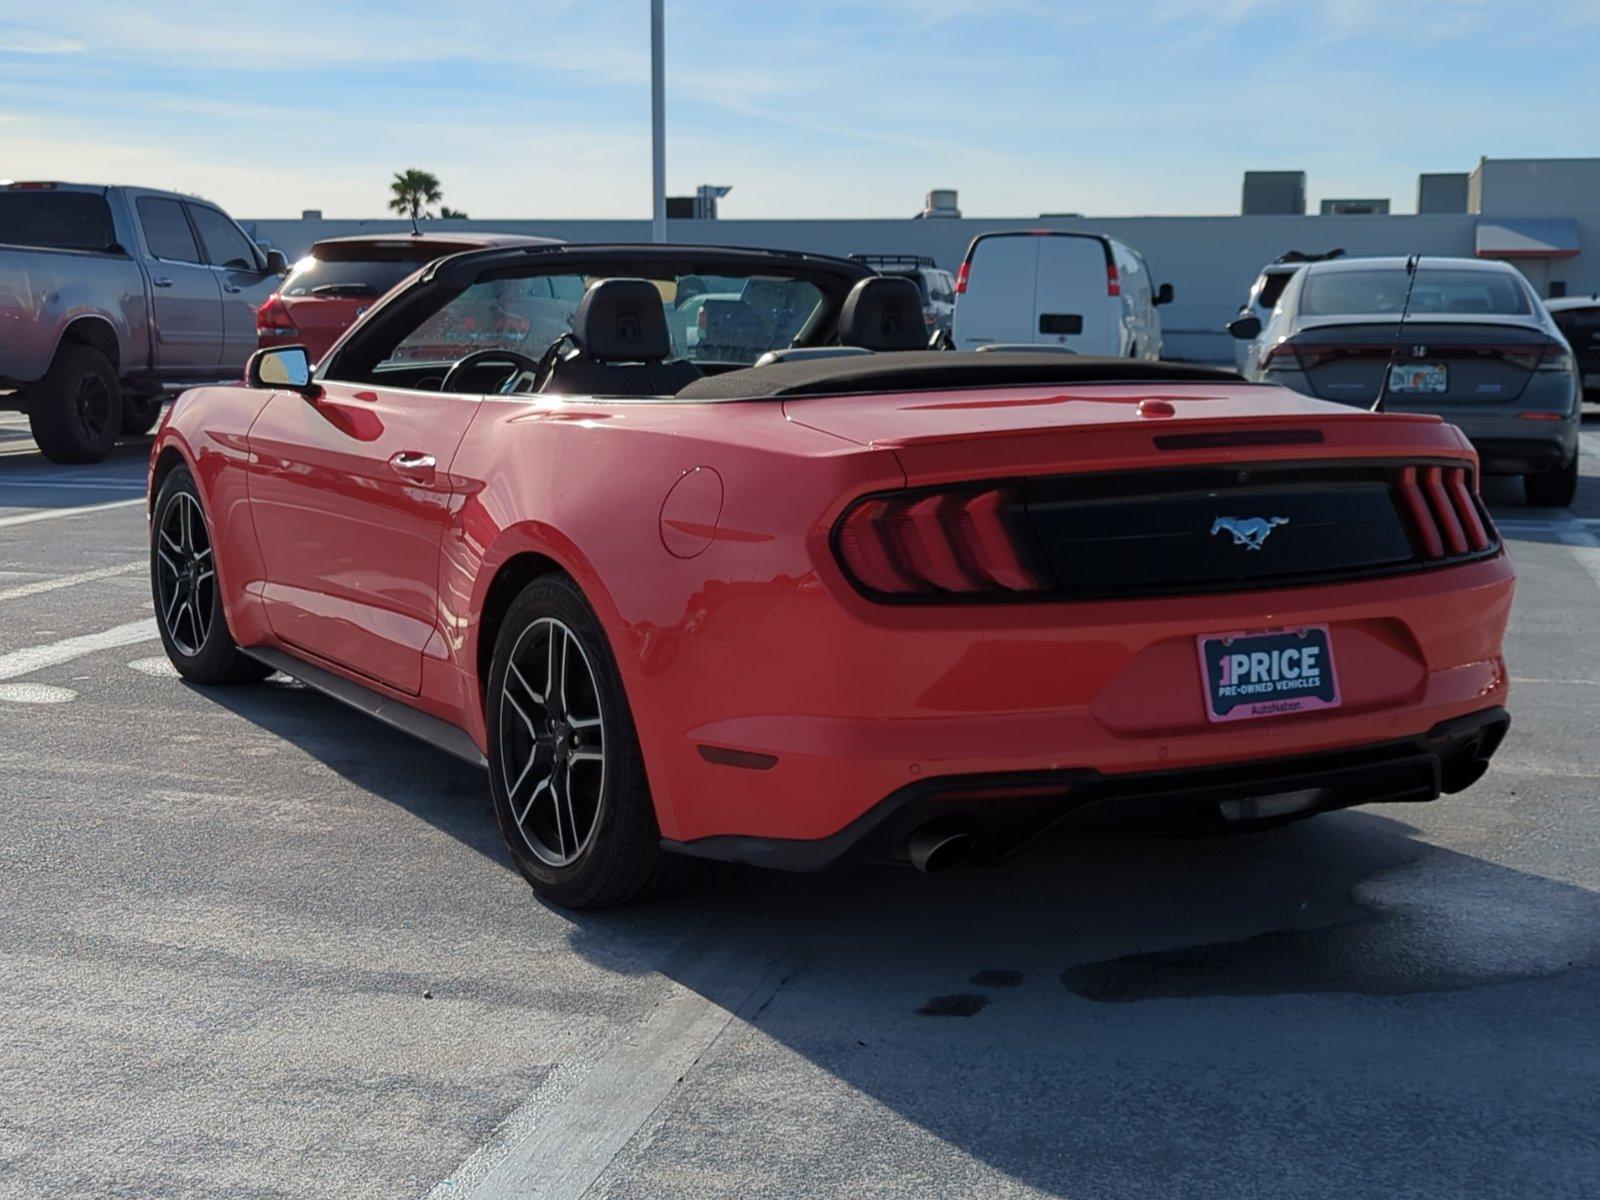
[443,395,906,834]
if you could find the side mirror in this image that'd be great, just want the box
[247,345,320,398]
[1154,282,1175,306]
[263,248,289,275]
[1227,314,1262,340]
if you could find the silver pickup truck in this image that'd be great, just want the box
[0,182,287,462]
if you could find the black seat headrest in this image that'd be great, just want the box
[573,278,672,362]
[839,276,927,351]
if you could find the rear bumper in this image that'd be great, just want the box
[667,706,1510,870]
[1382,374,1580,474]
[641,551,1514,849]
[1471,435,1574,474]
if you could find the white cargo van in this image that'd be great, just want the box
[952,230,1172,359]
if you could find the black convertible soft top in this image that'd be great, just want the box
[674,351,1243,400]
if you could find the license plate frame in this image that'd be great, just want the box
[1196,625,1340,723]
[1388,363,1448,394]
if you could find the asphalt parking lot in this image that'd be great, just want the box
[2,409,1598,1200]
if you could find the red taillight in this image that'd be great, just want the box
[1397,465,1493,561]
[835,487,1047,598]
[954,261,970,295]
[1259,339,1353,372]
[256,295,299,338]
[697,306,708,332]
[1106,261,1121,297]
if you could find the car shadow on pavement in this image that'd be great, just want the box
[195,671,1600,1197]
[0,433,155,507]
[555,811,1600,1198]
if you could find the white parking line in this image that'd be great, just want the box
[432,949,790,1200]
[0,497,145,529]
[0,561,144,603]
[0,618,158,682]
[0,479,145,492]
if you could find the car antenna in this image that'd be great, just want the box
[1371,252,1421,413]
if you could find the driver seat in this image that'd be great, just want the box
[540,279,702,396]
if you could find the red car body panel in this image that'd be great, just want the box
[151,378,1513,850]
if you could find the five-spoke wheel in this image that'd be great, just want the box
[499,617,607,867]
[154,491,215,657]
[149,467,271,685]
[486,574,688,908]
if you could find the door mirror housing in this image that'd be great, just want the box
[1154,282,1175,306]
[262,247,289,275]
[247,345,320,397]
[1227,314,1262,340]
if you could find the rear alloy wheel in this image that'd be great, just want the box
[150,468,272,685]
[486,575,687,908]
[1524,455,1578,508]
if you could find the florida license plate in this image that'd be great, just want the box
[1389,363,1447,394]
[1197,626,1340,723]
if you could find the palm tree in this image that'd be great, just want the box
[388,170,442,221]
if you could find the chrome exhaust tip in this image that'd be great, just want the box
[908,825,976,874]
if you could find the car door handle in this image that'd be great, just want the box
[389,451,437,481]
[223,283,243,294]
[152,276,173,288]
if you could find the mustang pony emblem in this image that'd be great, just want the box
[1211,515,1289,550]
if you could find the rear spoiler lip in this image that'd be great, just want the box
[879,413,1474,491]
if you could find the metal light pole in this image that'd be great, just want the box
[650,0,666,243]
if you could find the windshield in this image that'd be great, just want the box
[283,255,420,299]
[386,271,826,367]
[1301,267,1532,317]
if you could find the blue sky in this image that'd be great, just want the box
[0,0,1595,220]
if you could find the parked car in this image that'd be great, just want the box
[848,254,956,336]
[952,230,1172,358]
[1233,255,1581,506]
[1229,249,1345,372]
[150,242,1511,909]
[1545,293,1600,401]
[0,181,286,462]
[258,232,559,361]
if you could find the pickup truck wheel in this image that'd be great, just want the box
[486,574,690,909]
[1524,455,1578,508]
[121,393,165,436]
[28,344,122,464]
[150,468,273,685]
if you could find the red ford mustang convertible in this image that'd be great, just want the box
[148,243,1513,907]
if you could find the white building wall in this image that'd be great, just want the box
[246,157,1600,363]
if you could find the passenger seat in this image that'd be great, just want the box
[756,276,929,365]
[838,276,929,351]
[540,279,702,396]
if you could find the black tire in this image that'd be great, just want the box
[1524,455,1578,508]
[486,574,688,909]
[150,468,272,685]
[121,393,165,436]
[28,343,122,464]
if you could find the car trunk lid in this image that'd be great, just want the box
[784,382,1461,484]
[1279,318,1558,407]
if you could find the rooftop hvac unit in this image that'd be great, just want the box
[920,189,960,219]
